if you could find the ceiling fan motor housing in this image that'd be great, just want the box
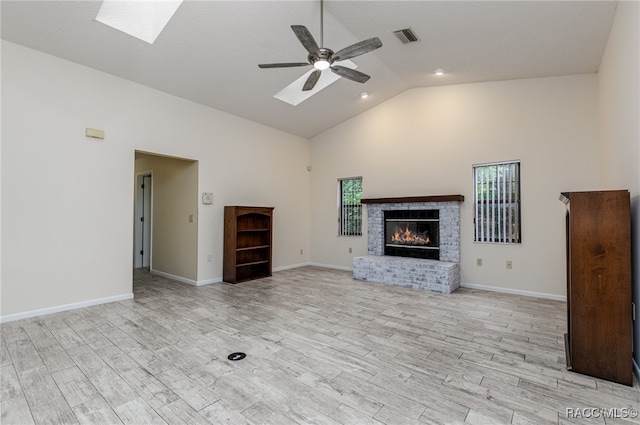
[309,48,334,66]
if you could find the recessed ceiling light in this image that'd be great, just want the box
[360,92,369,99]
[95,0,183,44]
[434,68,446,76]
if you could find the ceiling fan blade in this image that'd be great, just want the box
[258,62,310,69]
[333,37,383,61]
[330,65,371,83]
[291,25,320,55]
[303,69,322,91]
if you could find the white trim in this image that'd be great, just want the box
[460,282,566,301]
[151,269,198,286]
[472,159,521,168]
[273,262,310,272]
[161,264,313,287]
[196,277,222,286]
[308,262,353,272]
[0,293,134,324]
[633,358,640,382]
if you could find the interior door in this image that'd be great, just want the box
[141,175,151,267]
[134,174,152,268]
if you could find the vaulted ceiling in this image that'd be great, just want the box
[1,1,617,138]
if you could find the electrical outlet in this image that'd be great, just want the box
[506,260,512,269]
[349,247,352,253]
[477,258,483,266]
[300,249,303,255]
[188,214,194,223]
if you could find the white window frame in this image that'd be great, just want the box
[473,161,521,244]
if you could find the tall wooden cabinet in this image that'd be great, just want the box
[223,206,274,284]
[560,190,632,386]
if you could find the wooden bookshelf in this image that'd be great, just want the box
[223,206,274,284]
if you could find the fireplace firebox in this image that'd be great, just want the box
[384,210,439,260]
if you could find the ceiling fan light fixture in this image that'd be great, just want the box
[314,59,331,70]
[274,60,358,106]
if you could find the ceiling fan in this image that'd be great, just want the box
[258,0,383,91]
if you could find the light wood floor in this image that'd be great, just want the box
[2,267,639,425]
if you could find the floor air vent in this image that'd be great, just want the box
[227,352,246,361]
[392,28,419,44]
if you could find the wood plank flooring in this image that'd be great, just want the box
[2,266,639,424]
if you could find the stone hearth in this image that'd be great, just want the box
[353,195,463,294]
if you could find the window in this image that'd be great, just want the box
[473,161,521,243]
[339,177,363,236]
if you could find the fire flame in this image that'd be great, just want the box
[391,224,431,245]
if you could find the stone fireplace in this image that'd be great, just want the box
[353,195,463,294]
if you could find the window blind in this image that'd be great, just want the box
[474,161,521,243]
[339,177,363,236]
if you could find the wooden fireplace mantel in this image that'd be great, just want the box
[360,194,464,204]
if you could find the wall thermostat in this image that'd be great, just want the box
[202,192,213,205]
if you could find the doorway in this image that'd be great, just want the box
[133,150,199,283]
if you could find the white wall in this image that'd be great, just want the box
[310,75,600,298]
[597,2,640,369]
[135,155,199,282]
[1,41,310,319]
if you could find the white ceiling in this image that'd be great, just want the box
[1,1,617,138]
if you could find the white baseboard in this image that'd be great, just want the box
[0,293,134,324]
[273,262,311,272]
[196,277,223,286]
[193,263,313,286]
[158,264,313,286]
[308,262,354,272]
[151,269,199,286]
[460,282,566,301]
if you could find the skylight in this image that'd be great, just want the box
[95,0,183,44]
[274,60,357,106]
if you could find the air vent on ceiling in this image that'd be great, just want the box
[392,28,419,44]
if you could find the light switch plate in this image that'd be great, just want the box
[202,192,213,205]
